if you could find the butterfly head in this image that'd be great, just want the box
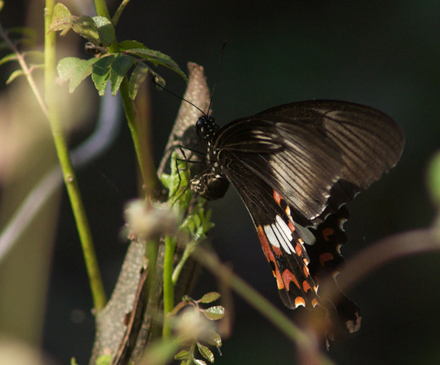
[196,115,219,143]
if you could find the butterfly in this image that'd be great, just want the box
[189,100,404,334]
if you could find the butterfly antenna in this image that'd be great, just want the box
[207,40,228,114]
[152,77,207,116]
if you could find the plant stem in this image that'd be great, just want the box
[112,0,131,26]
[192,246,333,364]
[120,79,162,199]
[93,0,161,200]
[162,235,177,338]
[0,23,48,117]
[44,0,106,311]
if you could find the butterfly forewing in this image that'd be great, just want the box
[214,100,404,224]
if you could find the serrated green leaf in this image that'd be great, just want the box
[72,15,100,44]
[194,359,208,365]
[198,292,221,304]
[57,57,99,93]
[202,306,225,321]
[197,342,215,363]
[174,350,190,360]
[6,69,25,84]
[129,62,149,99]
[0,53,18,67]
[119,40,148,52]
[207,331,222,347]
[125,48,187,82]
[110,54,134,96]
[93,16,115,46]
[91,54,116,95]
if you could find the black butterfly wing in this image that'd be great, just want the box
[214,100,404,225]
[220,159,320,310]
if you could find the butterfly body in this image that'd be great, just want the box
[190,100,404,333]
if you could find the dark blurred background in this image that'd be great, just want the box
[1,1,439,364]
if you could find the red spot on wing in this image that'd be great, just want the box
[322,227,335,241]
[257,225,284,289]
[282,269,300,290]
[319,252,334,267]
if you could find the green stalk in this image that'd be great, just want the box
[44,0,106,311]
[93,0,161,199]
[162,235,177,338]
[193,247,333,364]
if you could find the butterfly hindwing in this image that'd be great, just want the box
[221,159,319,309]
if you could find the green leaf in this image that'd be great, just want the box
[91,55,116,95]
[0,53,18,67]
[8,27,37,47]
[119,40,148,52]
[174,350,190,360]
[198,292,221,304]
[128,62,149,99]
[202,306,225,321]
[206,331,222,347]
[57,57,99,93]
[53,3,71,18]
[194,359,207,365]
[70,357,79,365]
[49,4,73,34]
[93,16,115,46]
[197,342,214,363]
[24,50,44,63]
[110,54,135,96]
[6,69,25,84]
[72,15,100,44]
[125,48,187,82]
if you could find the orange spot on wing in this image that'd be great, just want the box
[319,252,334,267]
[302,280,312,293]
[303,265,310,278]
[295,296,306,308]
[288,220,295,232]
[295,242,303,256]
[273,190,282,206]
[322,227,334,241]
[311,298,319,308]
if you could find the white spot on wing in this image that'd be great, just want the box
[263,215,295,254]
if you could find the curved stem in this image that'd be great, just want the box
[45,0,106,311]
